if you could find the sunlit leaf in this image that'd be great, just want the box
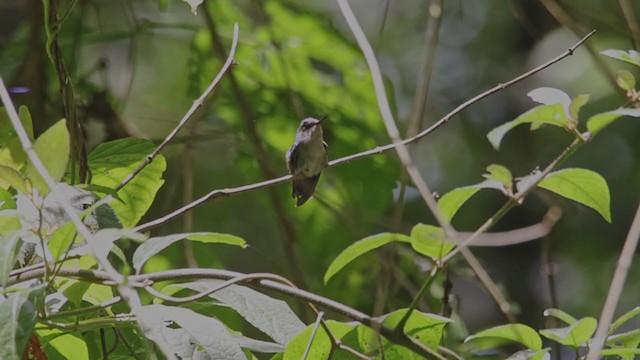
[0,165,28,194]
[485,164,513,192]
[174,280,305,345]
[601,49,640,67]
[539,317,597,348]
[0,292,38,360]
[135,304,246,359]
[438,179,506,222]
[25,120,70,195]
[543,308,577,325]
[569,94,590,122]
[487,104,569,150]
[466,323,542,352]
[586,108,640,135]
[538,168,611,222]
[506,348,551,360]
[88,138,166,227]
[284,320,358,360]
[610,306,640,332]
[0,231,22,287]
[410,224,454,261]
[133,232,246,273]
[324,233,410,284]
[616,70,636,91]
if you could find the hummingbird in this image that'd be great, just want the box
[286,116,328,206]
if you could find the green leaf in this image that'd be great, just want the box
[0,188,15,210]
[487,88,571,150]
[538,168,611,222]
[25,120,70,195]
[88,138,166,227]
[0,215,20,236]
[17,106,34,140]
[132,232,246,273]
[323,233,410,284]
[616,70,636,91]
[173,280,305,345]
[0,165,29,194]
[466,323,542,352]
[485,164,513,192]
[506,348,551,360]
[37,329,89,360]
[543,308,578,325]
[382,310,451,350]
[0,105,33,144]
[0,292,38,360]
[569,94,591,122]
[605,328,640,352]
[599,348,640,357]
[586,108,640,135]
[438,179,507,222]
[539,317,597,348]
[357,309,451,358]
[47,222,77,261]
[0,231,22,287]
[410,224,454,261]
[438,187,482,222]
[135,304,246,359]
[284,320,358,360]
[601,49,640,67]
[610,306,640,332]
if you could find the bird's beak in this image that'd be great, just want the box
[315,115,327,126]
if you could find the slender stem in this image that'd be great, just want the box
[586,202,640,360]
[115,24,240,191]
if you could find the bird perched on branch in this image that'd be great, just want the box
[286,116,328,206]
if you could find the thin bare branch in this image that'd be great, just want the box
[303,312,325,360]
[133,28,595,233]
[115,23,240,191]
[587,202,640,360]
[8,267,444,359]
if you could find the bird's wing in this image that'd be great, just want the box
[286,143,299,174]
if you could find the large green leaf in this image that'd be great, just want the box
[466,323,542,352]
[357,309,451,358]
[0,165,29,194]
[586,108,640,135]
[173,280,305,345]
[487,88,571,150]
[538,168,611,222]
[323,233,410,284]
[25,120,70,195]
[601,49,640,67]
[135,304,246,359]
[37,329,89,360]
[410,224,454,261]
[88,138,166,227]
[539,317,597,348]
[610,306,640,332]
[284,320,358,360]
[0,231,22,287]
[132,232,246,273]
[0,292,38,360]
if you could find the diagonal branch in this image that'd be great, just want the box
[586,201,640,360]
[115,23,240,191]
[133,28,595,233]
